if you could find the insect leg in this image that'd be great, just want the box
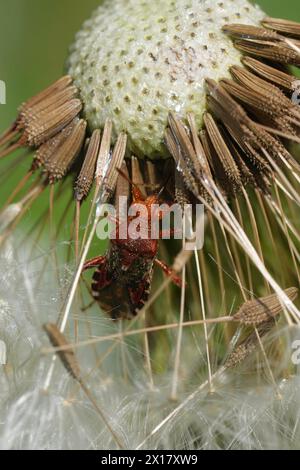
[155,258,182,287]
[81,299,97,312]
[83,255,106,271]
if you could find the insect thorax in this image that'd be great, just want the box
[107,243,154,285]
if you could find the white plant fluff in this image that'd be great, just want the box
[1,0,300,451]
[1,237,300,450]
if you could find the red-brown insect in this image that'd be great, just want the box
[83,171,182,320]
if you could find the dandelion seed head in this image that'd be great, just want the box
[67,0,264,158]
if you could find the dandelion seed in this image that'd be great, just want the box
[233,287,299,325]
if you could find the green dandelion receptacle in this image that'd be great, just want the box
[67,0,265,158]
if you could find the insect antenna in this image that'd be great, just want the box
[157,172,172,198]
[117,163,168,200]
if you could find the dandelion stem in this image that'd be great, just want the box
[78,379,125,449]
[194,248,213,392]
[1,170,33,211]
[199,175,300,323]
[75,200,81,261]
[243,188,270,293]
[170,263,186,401]
[42,316,234,354]
[0,129,19,149]
[274,183,300,285]
[120,321,129,383]
[171,225,187,401]
[254,327,282,400]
